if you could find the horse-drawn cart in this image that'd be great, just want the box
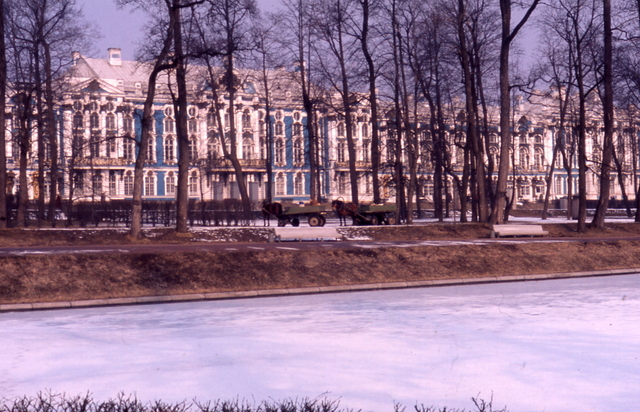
[353,203,398,225]
[262,202,328,227]
[278,205,327,227]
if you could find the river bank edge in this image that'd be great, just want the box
[2,266,639,313]
[3,222,640,311]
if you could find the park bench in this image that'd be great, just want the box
[490,224,549,238]
[271,227,343,242]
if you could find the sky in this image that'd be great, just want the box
[78,0,282,61]
[78,0,539,73]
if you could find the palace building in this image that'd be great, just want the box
[5,48,638,208]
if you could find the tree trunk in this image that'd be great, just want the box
[0,0,7,229]
[590,0,613,229]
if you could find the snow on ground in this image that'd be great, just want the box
[1,275,640,412]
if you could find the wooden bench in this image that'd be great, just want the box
[490,224,549,238]
[271,227,343,242]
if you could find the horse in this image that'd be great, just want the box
[261,200,283,226]
[331,198,358,226]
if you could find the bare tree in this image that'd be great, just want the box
[0,0,7,228]
[590,0,613,229]
[491,0,540,224]
[195,0,257,222]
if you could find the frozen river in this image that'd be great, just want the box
[2,274,640,412]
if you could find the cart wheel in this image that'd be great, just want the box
[277,219,287,227]
[292,218,300,227]
[308,215,321,227]
[386,215,397,225]
[319,215,326,227]
[369,215,379,226]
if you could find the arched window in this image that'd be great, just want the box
[294,173,303,195]
[275,122,284,136]
[275,138,285,164]
[124,171,134,196]
[293,123,302,137]
[208,134,220,160]
[338,172,348,194]
[164,117,175,134]
[276,172,286,196]
[189,136,197,162]
[189,171,198,195]
[92,172,103,195]
[90,112,100,129]
[337,140,346,163]
[242,110,251,129]
[146,136,155,163]
[166,172,176,196]
[243,133,254,159]
[90,133,100,158]
[144,171,155,196]
[519,147,530,169]
[361,123,369,139]
[293,139,304,165]
[188,118,197,134]
[109,172,117,196]
[534,148,544,170]
[337,122,345,137]
[123,137,134,161]
[189,172,198,196]
[123,116,133,133]
[73,112,84,129]
[106,113,116,131]
[164,136,175,163]
[363,140,370,163]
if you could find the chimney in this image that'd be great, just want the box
[71,51,81,66]
[108,48,122,66]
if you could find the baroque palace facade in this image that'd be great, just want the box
[5,48,638,206]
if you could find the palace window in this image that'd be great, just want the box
[164,117,175,134]
[276,172,286,195]
[294,139,304,165]
[146,137,155,163]
[242,110,251,129]
[123,116,133,133]
[164,136,175,163]
[144,171,155,196]
[189,172,198,195]
[73,113,83,129]
[337,140,346,163]
[189,136,197,162]
[123,137,134,161]
[109,172,117,196]
[92,172,102,195]
[275,138,285,165]
[124,171,133,196]
[90,113,100,130]
[294,173,303,195]
[106,113,116,131]
[166,172,176,196]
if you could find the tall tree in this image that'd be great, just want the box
[313,0,361,205]
[491,0,540,224]
[0,0,7,228]
[119,0,176,238]
[198,0,257,221]
[282,0,323,203]
[590,0,613,229]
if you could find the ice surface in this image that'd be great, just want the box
[2,275,640,412]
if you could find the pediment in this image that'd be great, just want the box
[69,78,123,96]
